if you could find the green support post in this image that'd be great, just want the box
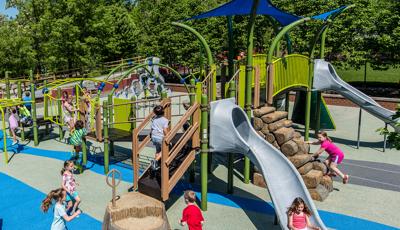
[17,81,25,141]
[5,71,10,99]
[44,80,49,134]
[200,94,208,211]
[57,88,63,140]
[107,94,114,156]
[304,60,314,141]
[30,71,38,146]
[103,100,109,174]
[189,79,196,183]
[82,137,87,167]
[227,81,236,193]
[2,110,8,164]
[243,0,259,184]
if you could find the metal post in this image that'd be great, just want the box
[57,88,63,140]
[107,94,114,156]
[243,0,259,184]
[200,94,208,211]
[189,79,196,183]
[103,101,109,173]
[2,109,8,164]
[227,81,236,194]
[383,123,387,152]
[44,80,49,134]
[357,109,362,149]
[30,70,38,146]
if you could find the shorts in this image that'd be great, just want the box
[330,154,344,164]
[66,191,79,202]
[152,136,163,153]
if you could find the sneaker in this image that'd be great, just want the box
[151,159,160,171]
[343,175,349,184]
[11,141,18,146]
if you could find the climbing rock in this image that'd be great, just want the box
[253,106,276,117]
[302,170,323,188]
[308,184,330,201]
[297,162,313,175]
[281,140,299,157]
[261,111,288,123]
[273,127,295,145]
[265,133,276,144]
[320,175,334,192]
[253,117,263,131]
[268,119,293,132]
[261,124,270,134]
[288,154,313,168]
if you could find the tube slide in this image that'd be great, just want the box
[313,59,399,132]
[210,98,327,230]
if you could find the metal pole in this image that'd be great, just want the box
[227,81,236,194]
[189,79,196,183]
[200,94,208,211]
[103,101,109,173]
[2,109,8,164]
[357,108,362,149]
[57,88,63,140]
[242,0,259,185]
[383,123,387,152]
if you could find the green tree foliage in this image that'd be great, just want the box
[0,0,399,75]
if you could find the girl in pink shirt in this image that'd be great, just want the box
[287,197,320,230]
[8,108,19,145]
[307,131,349,184]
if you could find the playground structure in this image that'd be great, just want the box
[1,1,399,229]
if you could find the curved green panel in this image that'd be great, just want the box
[113,98,133,132]
[272,54,310,95]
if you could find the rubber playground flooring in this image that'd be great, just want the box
[0,104,399,230]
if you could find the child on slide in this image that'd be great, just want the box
[287,197,320,230]
[306,131,349,184]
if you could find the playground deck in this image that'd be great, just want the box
[0,104,399,230]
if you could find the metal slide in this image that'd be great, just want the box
[210,98,327,230]
[313,59,399,132]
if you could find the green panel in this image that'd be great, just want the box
[292,91,336,130]
[113,98,132,132]
[272,54,310,96]
[251,54,267,87]
[196,82,202,103]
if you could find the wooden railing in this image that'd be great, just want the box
[161,102,200,200]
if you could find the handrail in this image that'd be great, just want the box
[201,68,215,84]
[165,103,199,144]
[166,122,199,166]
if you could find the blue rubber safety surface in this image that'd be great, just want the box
[1,131,399,229]
[0,172,101,230]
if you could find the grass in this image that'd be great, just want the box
[336,64,400,83]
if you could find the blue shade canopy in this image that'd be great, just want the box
[184,0,301,26]
[311,5,347,20]
[185,0,349,26]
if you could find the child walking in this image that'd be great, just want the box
[8,108,18,145]
[62,91,76,131]
[41,188,81,230]
[180,190,204,230]
[61,160,81,215]
[150,105,169,170]
[307,131,349,184]
[287,197,320,230]
[69,120,87,158]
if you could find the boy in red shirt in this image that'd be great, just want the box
[180,190,204,230]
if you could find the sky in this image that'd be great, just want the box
[0,0,18,18]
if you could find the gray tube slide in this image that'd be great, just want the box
[313,59,399,132]
[210,98,327,230]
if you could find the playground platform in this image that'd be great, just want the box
[0,103,399,230]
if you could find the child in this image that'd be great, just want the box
[41,188,81,230]
[81,87,91,130]
[150,105,169,170]
[8,108,18,145]
[307,131,349,184]
[287,197,320,230]
[62,91,76,131]
[69,120,87,158]
[18,105,32,126]
[22,91,32,112]
[61,160,81,215]
[180,190,204,230]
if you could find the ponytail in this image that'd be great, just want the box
[319,131,332,142]
[61,160,73,176]
[41,188,64,213]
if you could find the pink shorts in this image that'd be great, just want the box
[330,154,344,164]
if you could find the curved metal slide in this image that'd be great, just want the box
[313,59,399,132]
[210,98,327,230]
